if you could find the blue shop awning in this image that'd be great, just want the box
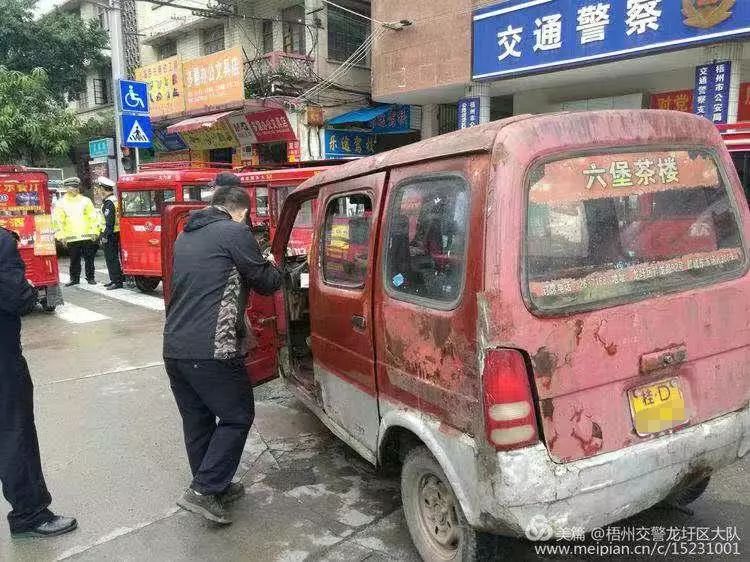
[326,105,393,126]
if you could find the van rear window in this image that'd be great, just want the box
[122,190,175,217]
[525,149,745,313]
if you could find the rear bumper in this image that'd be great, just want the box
[476,404,750,536]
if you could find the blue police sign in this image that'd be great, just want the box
[473,0,750,81]
[121,114,153,148]
[694,60,732,124]
[118,79,149,114]
[458,98,480,129]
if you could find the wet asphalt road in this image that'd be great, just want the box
[0,258,747,561]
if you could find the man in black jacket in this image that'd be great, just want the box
[96,177,124,290]
[164,177,281,524]
[0,227,77,538]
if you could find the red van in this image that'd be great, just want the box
[267,111,750,560]
[0,166,62,311]
[117,162,231,292]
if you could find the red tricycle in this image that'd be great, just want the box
[0,165,62,312]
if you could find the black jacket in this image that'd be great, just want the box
[0,227,37,356]
[102,196,117,238]
[163,207,281,360]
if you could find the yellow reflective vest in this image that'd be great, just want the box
[53,193,102,243]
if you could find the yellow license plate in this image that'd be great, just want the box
[628,379,688,436]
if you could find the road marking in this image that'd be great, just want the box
[54,302,109,324]
[59,272,165,311]
[41,361,165,386]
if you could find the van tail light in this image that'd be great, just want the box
[482,349,539,451]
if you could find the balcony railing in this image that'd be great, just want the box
[245,51,315,98]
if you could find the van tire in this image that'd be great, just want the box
[134,276,160,293]
[401,446,497,561]
[670,476,711,506]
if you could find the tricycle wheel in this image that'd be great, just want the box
[401,446,497,561]
[134,276,161,293]
[42,302,57,313]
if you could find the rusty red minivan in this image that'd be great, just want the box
[269,110,750,560]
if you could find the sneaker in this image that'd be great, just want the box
[11,516,78,538]
[176,488,231,525]
[218,482,246,505]
[86,279,97,285]
[65,281,79,287]
[106,283,123,291]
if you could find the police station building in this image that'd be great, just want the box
[372,0,750,135]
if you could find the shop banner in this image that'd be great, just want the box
[650,89,693,112]
[325,130,376,158]
[473,1,750,80]
[135,56,185,118]
[458,97,481,128]
[227,114,258,146]
[288,141,301,163]
[33,215,56,256]
[694,61,732,124]
[178,120,238,150]
[246,109,297,143]
[371,105,412,134]
[153,128,188,152]
[183,47,245,113]
[0,180,44,212]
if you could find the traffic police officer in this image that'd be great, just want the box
[96,177,124,290]
[0,226,77,538]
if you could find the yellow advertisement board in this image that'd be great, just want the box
[134,56,185,118]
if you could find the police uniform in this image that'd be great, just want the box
[98,178,124,288]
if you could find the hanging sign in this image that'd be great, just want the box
[245,109,297,143]
[135,56,186,118]
[650,90,694,112]
[227,114,259,146]
[694,60,732,124]
[325,130,377,158]
[183,46,245,113]
[178,121,239,150]
[458,98,481,128]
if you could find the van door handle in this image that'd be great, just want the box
[351,315,366,331]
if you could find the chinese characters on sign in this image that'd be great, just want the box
[135,56,185,118]
[0,181,44,212]
[325,130,377,158]
[694,61,732,124]
[245,109,297,143]
[182,46,245,113]
[458,97,481,129]
[473,1,750,80]
[371,105,411,134]
[583,157,679,190]
[650,89,694,112]
[178,121,238,150]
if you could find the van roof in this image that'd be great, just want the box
[299,110,721,191]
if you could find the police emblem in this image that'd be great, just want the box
[683,0,735,29]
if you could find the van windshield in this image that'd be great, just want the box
[525,149,745,313]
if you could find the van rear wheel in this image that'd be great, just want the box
[134,276,160,293]
[401,446,497,561]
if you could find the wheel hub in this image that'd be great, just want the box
[418,474,459,552]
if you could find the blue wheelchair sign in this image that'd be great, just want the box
[118,79,149,114]
[121,114,153,148]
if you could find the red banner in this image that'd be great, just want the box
[650,90,693,113]
[739,83,750,122]
[0,215,35,243]
[245,109,296,143]
[0,180,44,212]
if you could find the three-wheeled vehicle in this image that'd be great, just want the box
[267,111,750,560]
[0,166,62,311]
[117,162,231,292]
[161,163,334,386]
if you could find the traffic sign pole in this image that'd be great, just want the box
[109,0,126,180]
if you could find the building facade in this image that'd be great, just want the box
[373,0,750,138]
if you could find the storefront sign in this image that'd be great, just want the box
[650,89,693,112]
[227,114,258,146]
[183,46,245,113]
[153,129,188,152]
[325,130,376,158]
[246,109,296,143]
[89,138,114,159]
[458,97,481,128]
[473,1,750,80]
[371,105,411,134]
[135,56,186,118]
[178,121,239,150]
[0,180,44,212]
[694,61,732,124]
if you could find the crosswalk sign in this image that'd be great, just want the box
[121,114,153,148]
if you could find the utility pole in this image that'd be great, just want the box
[109,0,126,179]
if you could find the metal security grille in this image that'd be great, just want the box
[439,104,458,135]
[327,5,369,62]
[93,77,110,106]
[202,25,225,55]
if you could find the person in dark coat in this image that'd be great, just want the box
[163,177,282,525]
[95,177,124,290]
[0,227,77,538]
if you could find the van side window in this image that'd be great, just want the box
[183,185,214,202]
[122,190,176,216]
[384,175,469,304]
[322,194,372,287]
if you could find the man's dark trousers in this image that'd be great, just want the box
[103,233,124,285]
[0,354,54,532]
[67,240,97,282]
[165,358,254,495]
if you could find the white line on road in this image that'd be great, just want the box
[54,302,110,324]
[59,272,165,311]
[40,361,165,386]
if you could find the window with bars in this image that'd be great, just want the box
[327,5,369,62]
[93,76,110,106]
[157,41,177,60]
[262,20,274,53]
[97,6,109,31]
[202,25,225,55]
[282,5,306,55]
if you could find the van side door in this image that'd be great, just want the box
[308,172,387,456]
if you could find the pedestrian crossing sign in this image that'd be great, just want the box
[121,113,153,148]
